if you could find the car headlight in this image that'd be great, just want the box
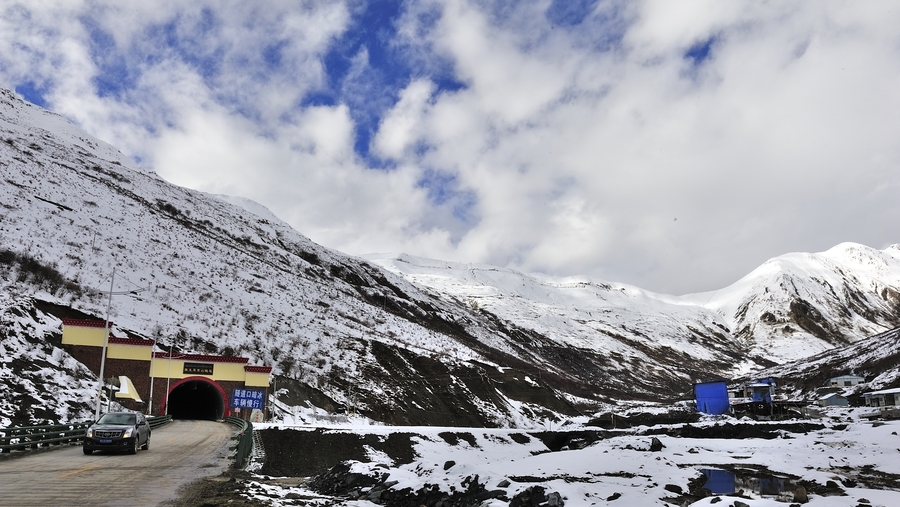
[123,427,134,438]
[86,428,93,438]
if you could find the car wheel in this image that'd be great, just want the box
[129,439,138,455]
[142,437,150,451]
[83,447,92,455]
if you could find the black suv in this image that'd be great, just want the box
[83,412,151,455]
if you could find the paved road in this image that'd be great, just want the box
[0,420,235,507]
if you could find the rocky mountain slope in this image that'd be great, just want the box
[752,325,900,402]
[1,87,899,427]
[0,87,585,428]
[368,241,900,372]
[687,244,900,358]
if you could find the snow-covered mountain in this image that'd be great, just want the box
[687,244,900,359]
[367,243,900,376]
[0,87,566,428]
[1,87,899,427]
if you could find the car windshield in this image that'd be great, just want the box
[97,413,136,425]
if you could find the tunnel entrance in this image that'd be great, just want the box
[166,377,226,420]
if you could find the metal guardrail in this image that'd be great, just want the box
[148,415,173,429]
[0,422,90,453]
[0,415,172,453]
[224,416,253,469]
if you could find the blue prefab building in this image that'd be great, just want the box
[694,381,730,415]
[747,378,776,404]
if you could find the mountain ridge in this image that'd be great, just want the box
[2,87,899,427]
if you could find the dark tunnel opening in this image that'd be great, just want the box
[167,379,225,420]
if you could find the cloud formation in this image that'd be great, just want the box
[1,0,898,294]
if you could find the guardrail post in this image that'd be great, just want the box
[224,416,254,469]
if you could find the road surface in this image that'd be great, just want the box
[0,420,235,507]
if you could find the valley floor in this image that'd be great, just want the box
[227,408,900,507]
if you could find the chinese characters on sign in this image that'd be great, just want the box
[232,388,266,410]
[183,362,214,375]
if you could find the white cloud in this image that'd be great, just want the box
[381,0,900,293]
[1,0,898,295]
[372,78,434,159]
[432,0,576,125]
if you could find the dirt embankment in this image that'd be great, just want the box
[258,428,418,477]
[166,421,863,507]
[161,470,264,507]
[255,423,830,482]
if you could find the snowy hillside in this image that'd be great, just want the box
[2,86,899,427]
[364,254,757,386]
[1,87,578,426]
[0,294,97,427]
[368,243,900,377]
[753,326,900,401]
[688,243,900,361]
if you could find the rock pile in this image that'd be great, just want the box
[307,461,513,507]
[509,486,565,507]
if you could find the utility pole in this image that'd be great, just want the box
[165,342,173,415]
[148,340,156,415]
[270,377,277,422]
[94,266,116,420]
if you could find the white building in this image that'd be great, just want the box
[863,387,900,407]
[826,375,865,388]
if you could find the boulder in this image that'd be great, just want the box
[793,486,808,503]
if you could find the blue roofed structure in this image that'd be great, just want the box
[694,380,730,415]
[746,377,776,404]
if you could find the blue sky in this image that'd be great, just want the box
[2,1,899,295]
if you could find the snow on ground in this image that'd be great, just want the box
[0,294,97,426]
[243,410,900,506]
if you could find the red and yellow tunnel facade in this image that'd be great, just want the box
[61,319,272,421]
